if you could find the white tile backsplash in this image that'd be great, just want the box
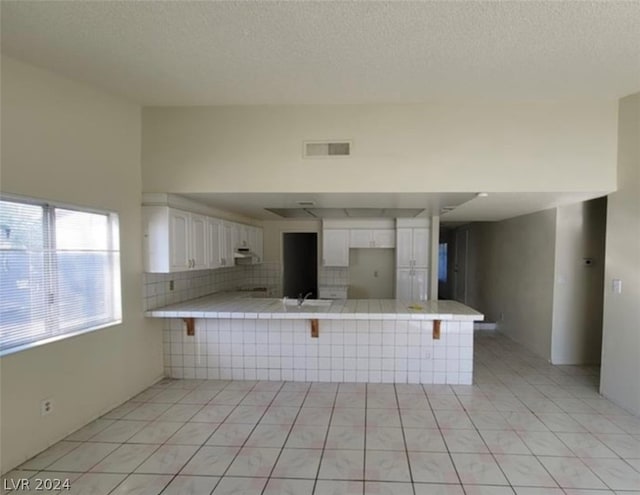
[318,267,349,286]
[145,262,348,310]
[144,261,284,310]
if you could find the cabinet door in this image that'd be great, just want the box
[396,228,413,268]
[412,269,429,301]
[231,223,242,250]
[207,218,222,269]
[240,225,250,248]
[169,209,190,271]
[395,269,413,300]
[412,228,430,268]
[254,227,263,263]
[323,229,349,267]
[349,229,372,248]
[190,213,208,269]
[221,222,235,267]
[373,229,395,248]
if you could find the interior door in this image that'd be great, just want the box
[453,228,468,303]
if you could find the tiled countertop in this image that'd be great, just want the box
[146,292,484,321]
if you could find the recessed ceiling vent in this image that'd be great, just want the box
[304,141,351,158]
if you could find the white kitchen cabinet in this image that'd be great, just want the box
[349,229,395,248]
[396,228,429,268]
[318,286,348,299]
[168,209,189,271]
[252,227,263,263]
[412,228,430,267]
[189,213,208,270]
[372,229,396,248]
[349,229,372,248]
[207,218,223,269]
[220,221,235,268]
[232,223,250,250]
[144,206,209,273]
[323,229,349,267]
[396,268,428,301]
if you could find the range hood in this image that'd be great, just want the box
[234,247,258,263]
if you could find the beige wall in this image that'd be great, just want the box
[466,200,608,365]
[0,56,163,473]
[142,102,617,194]
[466,210,557,361]
[348,249,395,298]
[551,198,606,365]
[600,93,640,415]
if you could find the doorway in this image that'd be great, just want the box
[282,233,318,299]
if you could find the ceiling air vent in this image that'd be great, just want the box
[304,140,351,158]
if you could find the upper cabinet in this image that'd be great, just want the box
[396,227,429,268]
[143,205,262,273]
[145,206,209,272]
[251,227,263,263]
[349,229,395,249]
[322,229,349,267]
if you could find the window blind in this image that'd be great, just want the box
[0,197,121,355]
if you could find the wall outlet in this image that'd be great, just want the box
[41,398,54,416]
[169,280,174,291]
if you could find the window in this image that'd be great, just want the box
[438,242,448,283]
[0,196,121,355]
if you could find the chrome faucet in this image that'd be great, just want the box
[298,291,313,306]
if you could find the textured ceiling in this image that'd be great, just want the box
[2,1,639,105]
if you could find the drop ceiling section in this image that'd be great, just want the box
[265,208,425,219]
[181,192,477,221]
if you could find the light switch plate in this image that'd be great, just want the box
[612,279,622,294]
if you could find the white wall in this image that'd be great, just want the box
[0,56,163,473]
[551,198,606,365]
[600,92,640,415]
[466,210,557,361]
[142,102,617,194]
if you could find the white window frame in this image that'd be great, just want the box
[0,193,122,356]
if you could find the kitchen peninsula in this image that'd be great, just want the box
[148,292,483,385]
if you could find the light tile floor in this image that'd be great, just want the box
[4,333,640,494]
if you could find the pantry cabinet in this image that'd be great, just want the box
[396,268,428,301]
[396,225,430,300]
[396,227,429,268]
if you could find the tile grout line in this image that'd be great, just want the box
[257,381,313,495]
[393,383,417,495]
[108,379,249,495]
